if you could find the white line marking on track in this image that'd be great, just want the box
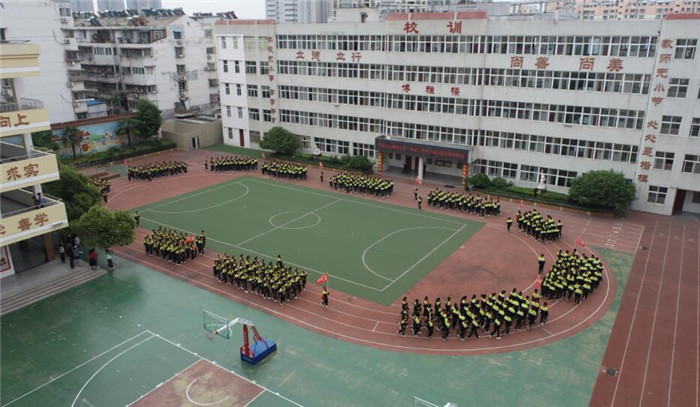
[71,334,156,407]
[186,379,231,406]
[372,321,380,332]
[639,223,673,407]
[667,226,686,407]
[1,331,152,407]
[610,220,660,406]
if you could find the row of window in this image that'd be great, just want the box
[472,159,579,187]
[275,34,677,58]
[653,153,700,173]
[277,61,652,95]
[274,108,639,164]
[278,85,646,130]
[647,187,700,205]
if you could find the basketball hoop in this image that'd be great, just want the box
[206,330,218,341]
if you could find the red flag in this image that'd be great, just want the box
[519,199,524,208]
[319,161,324,169]
[316,273,328,285]
[416,175,422,185]
[185,234,195,244]
[535,275,541,289]
[576,236,586,247]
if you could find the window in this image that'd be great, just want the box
[668,78,689,98]
[660,115,682,135]
[234,61,240,74]
[245,61,257,74]
[221,37,227,49]
[236,84,242,96]
[226,105,231,117]
[227,127,233,139]
[247,85,258,97]
[674,39,697,60]
[250,131,261,144]
[690,118,700,137]
[225,83,230,95]
[654,151,674,170]
[682,154,700,173]
[260,61,269,75]
[204,29,212,38]
[693,191,700,204]
[237,107,243,119]
[352,142,375,158]
[263,109,271,122]
[301,135,312,149]
[261,86,271,98]
[232,37,239,49]
[249,108,260,121]
[647,185,668,204]
[173,31,182,40]
[223,60,228,73]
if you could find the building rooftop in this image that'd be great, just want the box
[73,8,186,27]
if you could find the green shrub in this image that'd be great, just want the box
[490,177,509,190]
[61,139,175,167]
[468,173,491,189]
[347,155,374,171]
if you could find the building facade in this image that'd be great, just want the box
[266,0,332,23]
[74,10,216,119]
[1,0,92,123]
[0,40,69,278]
[71,0,95,13]
[97,0,126,12]
[215,12,700,216]
[547,0,700,20]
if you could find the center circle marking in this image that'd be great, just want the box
[269,211,322,230]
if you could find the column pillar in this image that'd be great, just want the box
[418,156,424,180]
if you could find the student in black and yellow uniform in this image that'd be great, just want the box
[329,173,393,197]
[209,155,258,172]
[517,209,563,243]
[261,161,307,180]
[427,189,500,217]
[128,161,188,181]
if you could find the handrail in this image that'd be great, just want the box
[0,98,45,113]
[0,149,51,164]
[0,198,60,219]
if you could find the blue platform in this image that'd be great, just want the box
[240,338,277,365]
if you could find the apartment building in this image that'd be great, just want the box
[1,0,92,122]
[215,12,700,215]
[266,0,333,23]
[547,0,700,20]
[71,0,95,13]
[0,40,69,278]
[74,9,216,118]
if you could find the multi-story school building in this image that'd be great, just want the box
[215,10,700,215]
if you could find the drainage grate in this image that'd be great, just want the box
[641,246,648,251]
[605,367,618,377]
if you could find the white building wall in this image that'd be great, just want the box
[1,0,78,124]
[218,34,252,147]
[217,16,700,216]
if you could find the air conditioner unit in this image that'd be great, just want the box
[73,101,80,107]
[151,90,157,94]
[67,82,73,88]
[61,17,69,24]
[64,38,71,44]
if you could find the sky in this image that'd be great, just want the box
[161,0,266,18]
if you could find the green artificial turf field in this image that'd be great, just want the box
[137,176,481,305]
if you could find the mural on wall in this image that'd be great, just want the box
[52,119,128,158]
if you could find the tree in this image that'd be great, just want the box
[132,99,162,140]
[568,170,637,212]
[347,155,374,171]
[61,126,82,159]
[259,126,299,155]
[117,118,140,147]
[467,173,491,189]
[42,166,101,222]
[73,206,135,251]
[31,130,59,151]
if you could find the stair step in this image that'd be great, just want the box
[1,269,106,315]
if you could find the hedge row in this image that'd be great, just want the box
[62,140,176,168]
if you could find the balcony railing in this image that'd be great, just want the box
[0,98,45,113]
[0,149,50,165]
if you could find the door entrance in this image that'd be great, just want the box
[404,155,412,172]
[239,129,245,147]
[672,189,686,215]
